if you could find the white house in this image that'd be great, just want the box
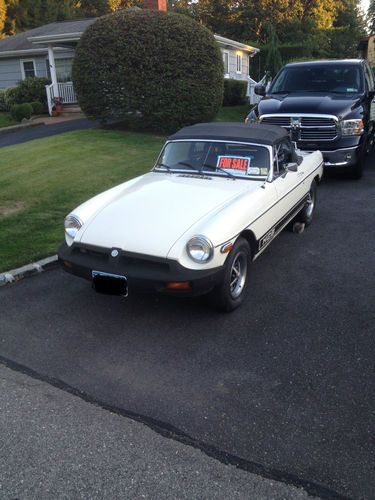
[0,15,259,114]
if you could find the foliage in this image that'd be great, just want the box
[12,77,50,107]
[10,102,33,121]
[1,0,140,35]
[30,101,45,114]
[0,0,5,38]
[264,26,283,79]
[368,0,375,33]
[330,0,366,58]
[0,111,16,127]
[3,86,17,108]
[223,80,248,106]
[215,104,250,122]
[73,10,223,133]
[0,89,7,111]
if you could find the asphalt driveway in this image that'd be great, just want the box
[1,161,374,499]
[0,118,97,148]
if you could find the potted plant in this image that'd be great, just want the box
[52,96,63,116]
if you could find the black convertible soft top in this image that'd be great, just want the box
[168,122,288,145]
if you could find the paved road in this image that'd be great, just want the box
[1,160,374,499]
[0,363,317,500]
[0,118,97,148]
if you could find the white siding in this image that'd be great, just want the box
[0,49,75,89]
[220,48,250,82]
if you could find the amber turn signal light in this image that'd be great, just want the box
[165,281,191,290]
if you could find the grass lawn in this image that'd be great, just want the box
[215,104,250,122]
[0,129,165,271]
[0,105,252,272]
[0,112,16,128]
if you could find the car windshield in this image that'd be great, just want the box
[270,64,364,95]
[155,140,270,179]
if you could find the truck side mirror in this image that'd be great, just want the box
[254,84,266,96]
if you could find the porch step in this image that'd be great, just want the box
[60,105,82,116]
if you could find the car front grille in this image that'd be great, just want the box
[72,244,170,274]
[260,115,338,142]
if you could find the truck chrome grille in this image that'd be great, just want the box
[260,114,338,142]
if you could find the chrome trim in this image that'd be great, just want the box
[260,114,339,142]
[260,113,339,121]
[186,235,214,263]
[319,146,359,153]
[64,214,84,231]
[324,161,349,166]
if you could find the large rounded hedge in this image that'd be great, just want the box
[72,10,224,132]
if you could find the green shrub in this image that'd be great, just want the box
[4,87,17,108]
[73,10,223,133]
[30,101,45,114]
[223,80,248,106]
[10,103,33,122]
[12,77,50,106]
[0,89,7,111]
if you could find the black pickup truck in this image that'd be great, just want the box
[246,59,375,178]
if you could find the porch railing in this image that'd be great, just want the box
[45,82,78,116]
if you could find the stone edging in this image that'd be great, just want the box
[0,255,58,287]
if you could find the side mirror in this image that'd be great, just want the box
[286,162,298,172]
[254,84,266,96]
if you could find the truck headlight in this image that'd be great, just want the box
[341,119,364,136]
[186,235,213,263]
[64,214,83,239]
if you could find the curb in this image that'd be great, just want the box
[0,121,45,135]
[0,255,58,287]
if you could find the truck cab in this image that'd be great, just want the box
[246,59,375,179]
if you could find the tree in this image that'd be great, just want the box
[264,25,283,78]
[2,0,78,35]
[72,10,223,132]
[368,0,375,32]
[329,0,366,58]
[0,0,6,38]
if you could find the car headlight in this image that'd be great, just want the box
[186,235,213,263]
[64,214,83,239]
[341,119,364,136]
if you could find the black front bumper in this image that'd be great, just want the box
[299,137,363,167]
[58,242,224,297]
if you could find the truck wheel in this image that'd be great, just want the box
[294,181,317,227]
[208,237,250,312]
[347,139,367,180]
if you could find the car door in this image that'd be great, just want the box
[272,139,306,228]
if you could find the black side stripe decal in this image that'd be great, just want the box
[256,195,308,252]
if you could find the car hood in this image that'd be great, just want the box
[78,172,252,258]
[258,92,362,118]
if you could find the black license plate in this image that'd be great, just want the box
[92,271,128,297]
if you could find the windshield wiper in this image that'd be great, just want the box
[156,162,173,172]
[177,161,200,171]
[202,163,236,179]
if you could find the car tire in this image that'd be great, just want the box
[207,237,250,312]
[294,180,317,227]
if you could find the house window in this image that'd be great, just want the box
[223,51,229,76]
[236,53,242,74]
[55,58,73,83]
[20,60,36,79]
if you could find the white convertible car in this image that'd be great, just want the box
[59,123,323,311]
